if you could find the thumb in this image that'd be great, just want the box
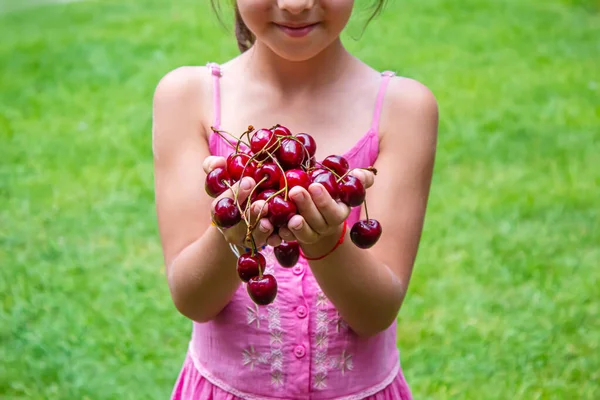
[203,156,227,175]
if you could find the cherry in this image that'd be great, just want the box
[254,163,283,189]
[213,198,241,228]
[250,128,278,160]
[247,274,278,305]
[272,125,291,137]
[276,138,304,170]
[268,195,298,228]
[205,167,231,198]
[295,133,316,158]
[322,155,349,177]
[274,241,300,268]
[226,153,257,182]
[237,252,266,282]
[280,169,310,191]
[312,171,340,200]
[253,189,278,203]
[309,168,327,181]
[350,219,382,249]
[338,175,366,207]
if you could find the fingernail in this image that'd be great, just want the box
[259,221,269,233]
[292,220,303,231]
[312,185,323,196]
[291,191,304,201]
[241,178,252,190]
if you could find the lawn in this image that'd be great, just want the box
[1,0,599,399]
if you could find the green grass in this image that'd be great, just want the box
[1,0,599,398]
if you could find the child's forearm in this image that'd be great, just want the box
[304,231,406,338]
[166,225,241,323]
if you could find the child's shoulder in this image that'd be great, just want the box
[380,73,438,131]
[385,74,438,117]
[153,65,213,104]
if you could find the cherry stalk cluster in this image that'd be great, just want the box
[205,124,382,306]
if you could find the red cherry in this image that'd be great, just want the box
[309,168,327,181]
[247,274,278,305]
[268,195,297,227]
[205,167,232,198]
[253,189,278,203]
[250,128,278,160]
[227,153,257,182]
[272,125,291,137]
[322,155,349,176]
[295,133,316,158]
[254,163,283,189]
[276,138,304,170]
[273,241,300,268]
[338,175,366,207]
[312,171,340,200]
[350,219,382,249]
[280,169,310,191]
[213,198,241,228]
[237,252,266,282]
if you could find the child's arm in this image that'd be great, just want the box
[279,78,439,337]
[152,67,275,322]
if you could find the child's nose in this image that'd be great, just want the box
[277,0,315,15]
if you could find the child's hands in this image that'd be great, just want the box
[278,169,376,250]
[203,156,282,249]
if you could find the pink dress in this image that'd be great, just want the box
[170,63,413,400]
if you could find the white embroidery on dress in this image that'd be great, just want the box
[270,329,283,345]
[267,303,284,387]
[313,372,327,389]
[329,349,354,375]
[313,290,331,390]
[333,311,349,333]
[247,304,263,328]
[271,370,284,387]
[316,291,329,308]
[242,346,269,371]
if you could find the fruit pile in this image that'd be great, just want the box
[205,124,382,305]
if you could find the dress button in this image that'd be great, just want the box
[292,265,303,275]
[296,306,307,318]
[294,345,306,358]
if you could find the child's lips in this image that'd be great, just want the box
[275,22,319,38]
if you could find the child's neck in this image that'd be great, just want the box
[242,38,358,92]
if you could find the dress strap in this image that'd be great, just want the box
[206,62,222,129]
[370,70,396,132]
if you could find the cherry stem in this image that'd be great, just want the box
[235,125,255,154]
[363,197,371,221]
[315,161,343,180]
[266,143,289,201]
[223,181,249,226]
[250,187,285,232]
[211,126,250,149]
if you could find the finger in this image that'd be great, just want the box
[278,226,297,243]
[213,176,256,207]
[203,156,226,174]
[308,183,350,227]
[349,169,375,189]
[288,186,328,234]
[266,233,282,247]
[286,214,319,244]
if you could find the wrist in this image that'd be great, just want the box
[299,221,347,261]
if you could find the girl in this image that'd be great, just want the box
[152,0,438,398]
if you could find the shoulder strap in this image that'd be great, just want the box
[206,62,222,129]
[370,71,396,132]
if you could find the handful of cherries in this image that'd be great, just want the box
[205,124,382,306]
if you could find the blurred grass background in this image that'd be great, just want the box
[1,0,599,398]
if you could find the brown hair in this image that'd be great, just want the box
[211,1,388,53]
